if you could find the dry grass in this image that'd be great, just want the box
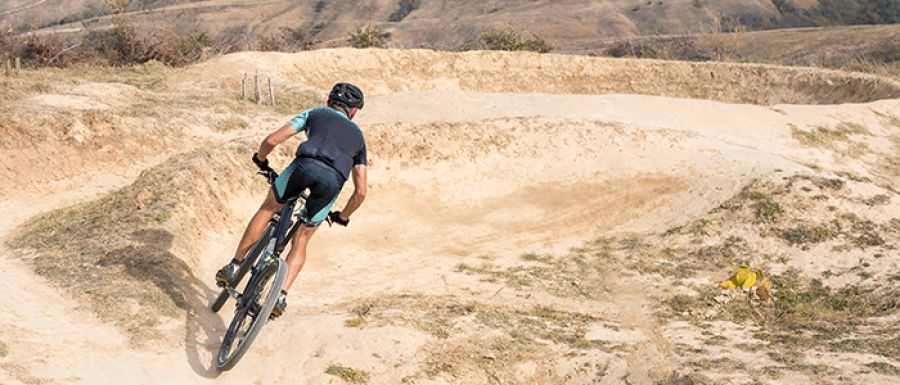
[9,159,189,344]
[839,59,900,82]
[455,245,612,300]
[76,61,174,90]
[669,270,899,358]
[325,364,369,383]
[343,316,366,328]
[473,28,552,53]
[214,116,248,132]
[342,294,603,382]
[655,174,899,382]
[274,88,320,115]
[865,361,900,376]
[348,294,604,348]
[6,140,258,345]
[590,24,900,82]
[791,122,872,158]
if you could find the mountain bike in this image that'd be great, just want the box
[210,171,314,371]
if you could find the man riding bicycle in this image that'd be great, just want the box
[215,82,368,319]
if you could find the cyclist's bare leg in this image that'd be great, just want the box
[232,189,283,262]
[282,223,319,291]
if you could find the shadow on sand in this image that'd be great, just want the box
[105,229,226,378]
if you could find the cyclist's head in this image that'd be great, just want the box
[327,82,364,118]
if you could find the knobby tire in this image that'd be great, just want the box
[215,257,286,371]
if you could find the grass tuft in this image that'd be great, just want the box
[326,364,369,383]
[754,197,784,223]
[865,361,900,376]
[344,317,366,328]
[780,225,834,245]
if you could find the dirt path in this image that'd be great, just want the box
[1,49,898,383]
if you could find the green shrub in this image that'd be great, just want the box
[348,24,390,49]
[476,29,551,53]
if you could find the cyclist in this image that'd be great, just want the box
[215,82,368,318]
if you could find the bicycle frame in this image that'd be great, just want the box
[224,193,308,307]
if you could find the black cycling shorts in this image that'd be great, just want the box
[272,158,343,226]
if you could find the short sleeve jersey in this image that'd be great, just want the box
[290,107,367,181]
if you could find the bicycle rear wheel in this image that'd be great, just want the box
[215,257,286,371]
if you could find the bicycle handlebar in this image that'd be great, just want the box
[257,168,278,185]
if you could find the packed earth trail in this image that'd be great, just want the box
[1,49,898,384]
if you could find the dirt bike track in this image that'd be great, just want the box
[1,49,898,384]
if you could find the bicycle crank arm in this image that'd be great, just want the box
[225,286,242,300]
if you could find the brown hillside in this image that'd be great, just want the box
[4,0,785,50]
[582,24,900,68]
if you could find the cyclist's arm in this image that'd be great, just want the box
[257,122,298,161]
[338,164,367,221]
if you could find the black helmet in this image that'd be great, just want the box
[328,82,364,109]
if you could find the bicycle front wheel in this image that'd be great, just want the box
[215,257,286,371]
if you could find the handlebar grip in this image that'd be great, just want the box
[257,168,278,185]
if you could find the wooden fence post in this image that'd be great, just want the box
[14,57,20,74]
[268,78,275,107]
[4,59,9,76]
[254,70,260,105]
[241,72,247,100]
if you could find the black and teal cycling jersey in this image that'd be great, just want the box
[290,107,367,181]
[271,107,367,226]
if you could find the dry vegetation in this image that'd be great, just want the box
[10,159,192,343]
[342,294,608,383]
[471,28,552,53]
[596,24,900,81]
[5,135,299,346]
[404,172,900,383]
[347,24,390,49]
[325,364,370,383]
[2,1,209,68]
[7,147,232,344]
[3,1,898,84]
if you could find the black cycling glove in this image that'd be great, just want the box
[252,153,278,184]
[329,211,349,227]
[252,153,269,171]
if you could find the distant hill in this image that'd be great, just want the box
[2,0,897,73]
[0,0,827,51]
[581,24,900,66]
